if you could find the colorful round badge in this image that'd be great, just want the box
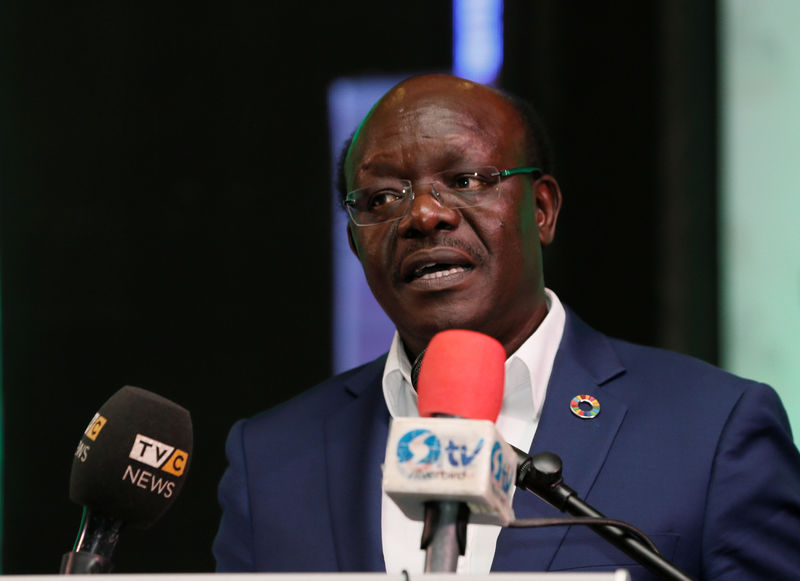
[569,394,601,419]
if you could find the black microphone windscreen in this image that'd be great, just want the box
[69,386,193,528]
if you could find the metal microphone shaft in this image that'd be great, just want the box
[60,509,123,574]
[515,450,695,581]
[421,500,469,572]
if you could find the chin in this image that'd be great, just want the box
[419,313,488,336]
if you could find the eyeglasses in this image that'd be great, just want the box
[342,166,542,226]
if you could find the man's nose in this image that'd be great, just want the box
[399,182,461,236]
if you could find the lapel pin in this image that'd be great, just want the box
[570,394,600,419]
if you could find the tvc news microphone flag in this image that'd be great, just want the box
[69,385,193,528]
[382,329,517,526]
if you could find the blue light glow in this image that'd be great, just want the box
[452,0,504,85]
[327,77,402,373]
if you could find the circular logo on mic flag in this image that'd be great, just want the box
[396,429,442,465]
[570,394,601,419]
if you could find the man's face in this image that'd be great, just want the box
[345,75,560,358]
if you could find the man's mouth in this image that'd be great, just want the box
[400,247,477,284]
[412,263,472,281]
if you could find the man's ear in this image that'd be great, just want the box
[346,222,361,259]
[534,175,562,246]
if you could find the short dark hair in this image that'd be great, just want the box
[499,90,556,177]
[334,90,555,207]
[335,133,355,209]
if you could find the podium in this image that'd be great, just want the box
[6,573,631,581]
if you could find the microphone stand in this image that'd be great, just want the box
[420,500,470,572]
[60,508,123,574]
[416,408,473,573]
[515,450,695,581]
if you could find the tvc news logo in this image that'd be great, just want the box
[78,414,188,477]
[76,412,189,499]
[121,434,189,499]
[74,413,109,462]
[129,434,188,477]
[85,412,108,441]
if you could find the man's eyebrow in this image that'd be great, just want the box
[357,159,401,175]
[437,147,476,166]
[359,149,479,176]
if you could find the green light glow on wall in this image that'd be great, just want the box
[720,0,800,439]
[0,277,4,568]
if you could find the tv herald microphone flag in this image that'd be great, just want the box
[382,329,517,528]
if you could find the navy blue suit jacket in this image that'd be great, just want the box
[213,309,800,579]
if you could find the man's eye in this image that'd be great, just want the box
[452,173,489,190]
[369,190,404,208]
[454,176,476,189]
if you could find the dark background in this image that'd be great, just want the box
[0,1,717,573]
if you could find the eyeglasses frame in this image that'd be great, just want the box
[343,165,542,226]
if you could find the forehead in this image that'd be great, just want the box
[346,80,524,179]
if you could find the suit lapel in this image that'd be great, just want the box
[494,309,629,571]
[319,312,629,573]
[324,358,389,572]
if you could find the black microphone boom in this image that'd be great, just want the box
[513,449,695,581]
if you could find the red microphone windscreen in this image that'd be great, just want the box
[416,329,506,421]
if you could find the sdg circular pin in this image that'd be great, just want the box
[569,394,601,419]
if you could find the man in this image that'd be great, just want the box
[213,74,800,579]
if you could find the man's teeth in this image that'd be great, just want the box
[417,266,466,280]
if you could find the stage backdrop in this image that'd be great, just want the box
[3,0,793,575]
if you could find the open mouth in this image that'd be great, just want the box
[412,263,472,281]
[401,247,477,284]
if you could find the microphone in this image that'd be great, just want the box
[60,385,193,574]
[408,331,695,580]
[382,329,517,572]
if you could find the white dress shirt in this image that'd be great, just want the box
[380,289,566,574]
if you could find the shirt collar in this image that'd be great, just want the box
[382,288,566,426]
